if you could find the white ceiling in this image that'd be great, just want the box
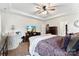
[0,3,79,21]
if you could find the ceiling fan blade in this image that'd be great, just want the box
[47,8,55,11]
[47,5,56,11]
[38,10,45,14]
[50,8,55,10]
[47,5,55,8]
[36,6,41,9]
[35,10,44,14]
[35,10,40,13]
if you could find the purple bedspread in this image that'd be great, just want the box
[35,36,79,56]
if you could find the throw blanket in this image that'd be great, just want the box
[29,34,56,56]
[35,36,67,56]
[35,36,79,56]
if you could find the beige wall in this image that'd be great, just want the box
[0,12,46,50]
[46,13,79,36]
[1,12,46,35]
[0,15,1,40]
[1,11,79,36]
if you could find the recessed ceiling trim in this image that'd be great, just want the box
[45,11,79,21]
[46,13,66,20]
[9,8,44,21]
[1,3,79,21]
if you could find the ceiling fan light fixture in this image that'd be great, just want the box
[41,11,47,15]
[35,3,56,15]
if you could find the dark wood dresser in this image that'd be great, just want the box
[46,26,58,35]
[49,26,58,35]
[22,32,41,42]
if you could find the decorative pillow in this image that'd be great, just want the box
[67,36,79,52]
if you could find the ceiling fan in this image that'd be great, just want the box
[35,3,56,15]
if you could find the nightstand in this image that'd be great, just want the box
[22,32,41,42]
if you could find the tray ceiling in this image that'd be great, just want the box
[0,3,79,20]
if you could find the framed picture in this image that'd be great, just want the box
[26,26,36,32]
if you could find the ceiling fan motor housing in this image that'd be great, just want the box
[43,6,46,10]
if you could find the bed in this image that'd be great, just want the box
[29,34,55,56]
[29,33,79,56]
[29,24,79,56]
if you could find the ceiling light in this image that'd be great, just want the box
[35,3,56,15]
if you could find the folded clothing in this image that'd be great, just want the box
[67,36,79,52]
[62,35,71,51]
[73,40,79,50]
